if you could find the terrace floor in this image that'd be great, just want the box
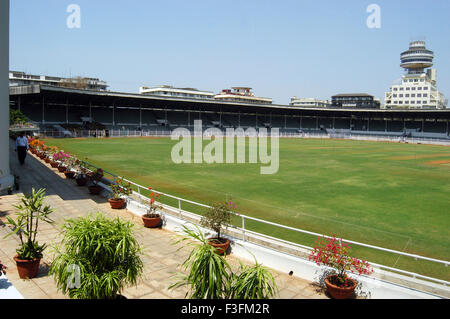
[0,143,326,299]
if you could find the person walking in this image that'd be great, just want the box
[15,132,29,166]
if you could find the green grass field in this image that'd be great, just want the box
[43,137,450,281]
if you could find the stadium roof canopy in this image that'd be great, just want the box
[10,85,450,120]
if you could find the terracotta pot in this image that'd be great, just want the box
[108,198,126,209]
[88,185,102,195]
[57,166,66,173]
[208,238,230,255]
[75,177,88,186]
[142,214,161,228]
[39,154,46,160]
[45,158,51,164]
[324,275,357,299]
[14,255,41,279]
[50,162,59,168]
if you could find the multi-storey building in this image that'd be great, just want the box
[9,71,108,91]
[214,87,272,104]
[290,97,331,108]
[139,85,215,99]
[331,93,380,109]
[385,41,446,109]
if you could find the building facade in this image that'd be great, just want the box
[385,41,446,109]
[214,87,272,104]
[139,85,215,99]
[9,71,108,91]
[290,97,331,108]
[331,94,380,109]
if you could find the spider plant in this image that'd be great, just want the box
[229,259,278,299]
[169,224,232,299]
[49,213,144,299]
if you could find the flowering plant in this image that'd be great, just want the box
[110,178,133,200]
[309,236,373,288]
[200,198,234,241]
[145,187,162,217]
[53,151,71,163]
[89,168,104,186]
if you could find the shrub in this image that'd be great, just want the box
[49,213,144,299]
[200,201,232,241]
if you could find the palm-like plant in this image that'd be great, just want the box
[49,213,144,299]
[170,225,232,299]
[229,259,278,299]
[3,188,54,260]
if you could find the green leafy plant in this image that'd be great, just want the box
[170,225,232,299]
[200,201,232,242]
[170,225,278,300]
[3,188,54,260]
[49,213,144,299]
[110,178,133,200]
[229,259,278,299]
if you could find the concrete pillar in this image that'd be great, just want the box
[0,0,13,193]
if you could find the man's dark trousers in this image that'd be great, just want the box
[17,146,27,165]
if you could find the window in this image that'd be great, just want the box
[423,101,427,104]
[393,94,397,97]
[417,94,422,97]
[412,87,416,90]
[411,101,415,104]
[405,101,409,104]
[423,87,428,90]
[399,101,403,104]
[406,87,410,91]
[411,94,415,97]
[399,94,403,97]
[393,88,398,91]
[420,79,424,82]
[405,94,410,97]
[400,87,404,91]
[423,93,428,97]
[414,79,418,82]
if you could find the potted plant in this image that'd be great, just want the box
[88,168,104,195]
[49,213,144,299]
[200,200,234,255]
[3,188,54,279]
[170,225,279,299]
[170,225,232,299]
[74,161,89,186]
[309,236,373,299]
[63,156,77,179]
[142,187,163,228]
[52,151,71,172]
[108,178,132,209]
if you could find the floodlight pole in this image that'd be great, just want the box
[0,0,14,193]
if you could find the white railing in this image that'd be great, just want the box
[80,160,450,288]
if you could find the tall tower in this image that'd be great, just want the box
[400,41,434,75]
[384,40,445,109]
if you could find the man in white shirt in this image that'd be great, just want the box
[15,132,29,166]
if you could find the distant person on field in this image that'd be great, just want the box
[15,132,29,166]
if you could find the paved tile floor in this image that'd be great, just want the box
[0,144,326,299]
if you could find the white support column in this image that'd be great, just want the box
[0,0,13,193]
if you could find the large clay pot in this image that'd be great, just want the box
[88,185,102,195]
[14,255,41,279]
[142,214,161,228]
[45,157,51,164]
[57,166,66,173]
[324,275,357,299]
[50,161,59,168]
[108,198,125,209]
[208,238,230,256]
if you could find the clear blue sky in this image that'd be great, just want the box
[9,0,450,105]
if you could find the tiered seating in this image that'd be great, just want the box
[300,117,317,129]
[369,120,386,132]
[386,121,403,132]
